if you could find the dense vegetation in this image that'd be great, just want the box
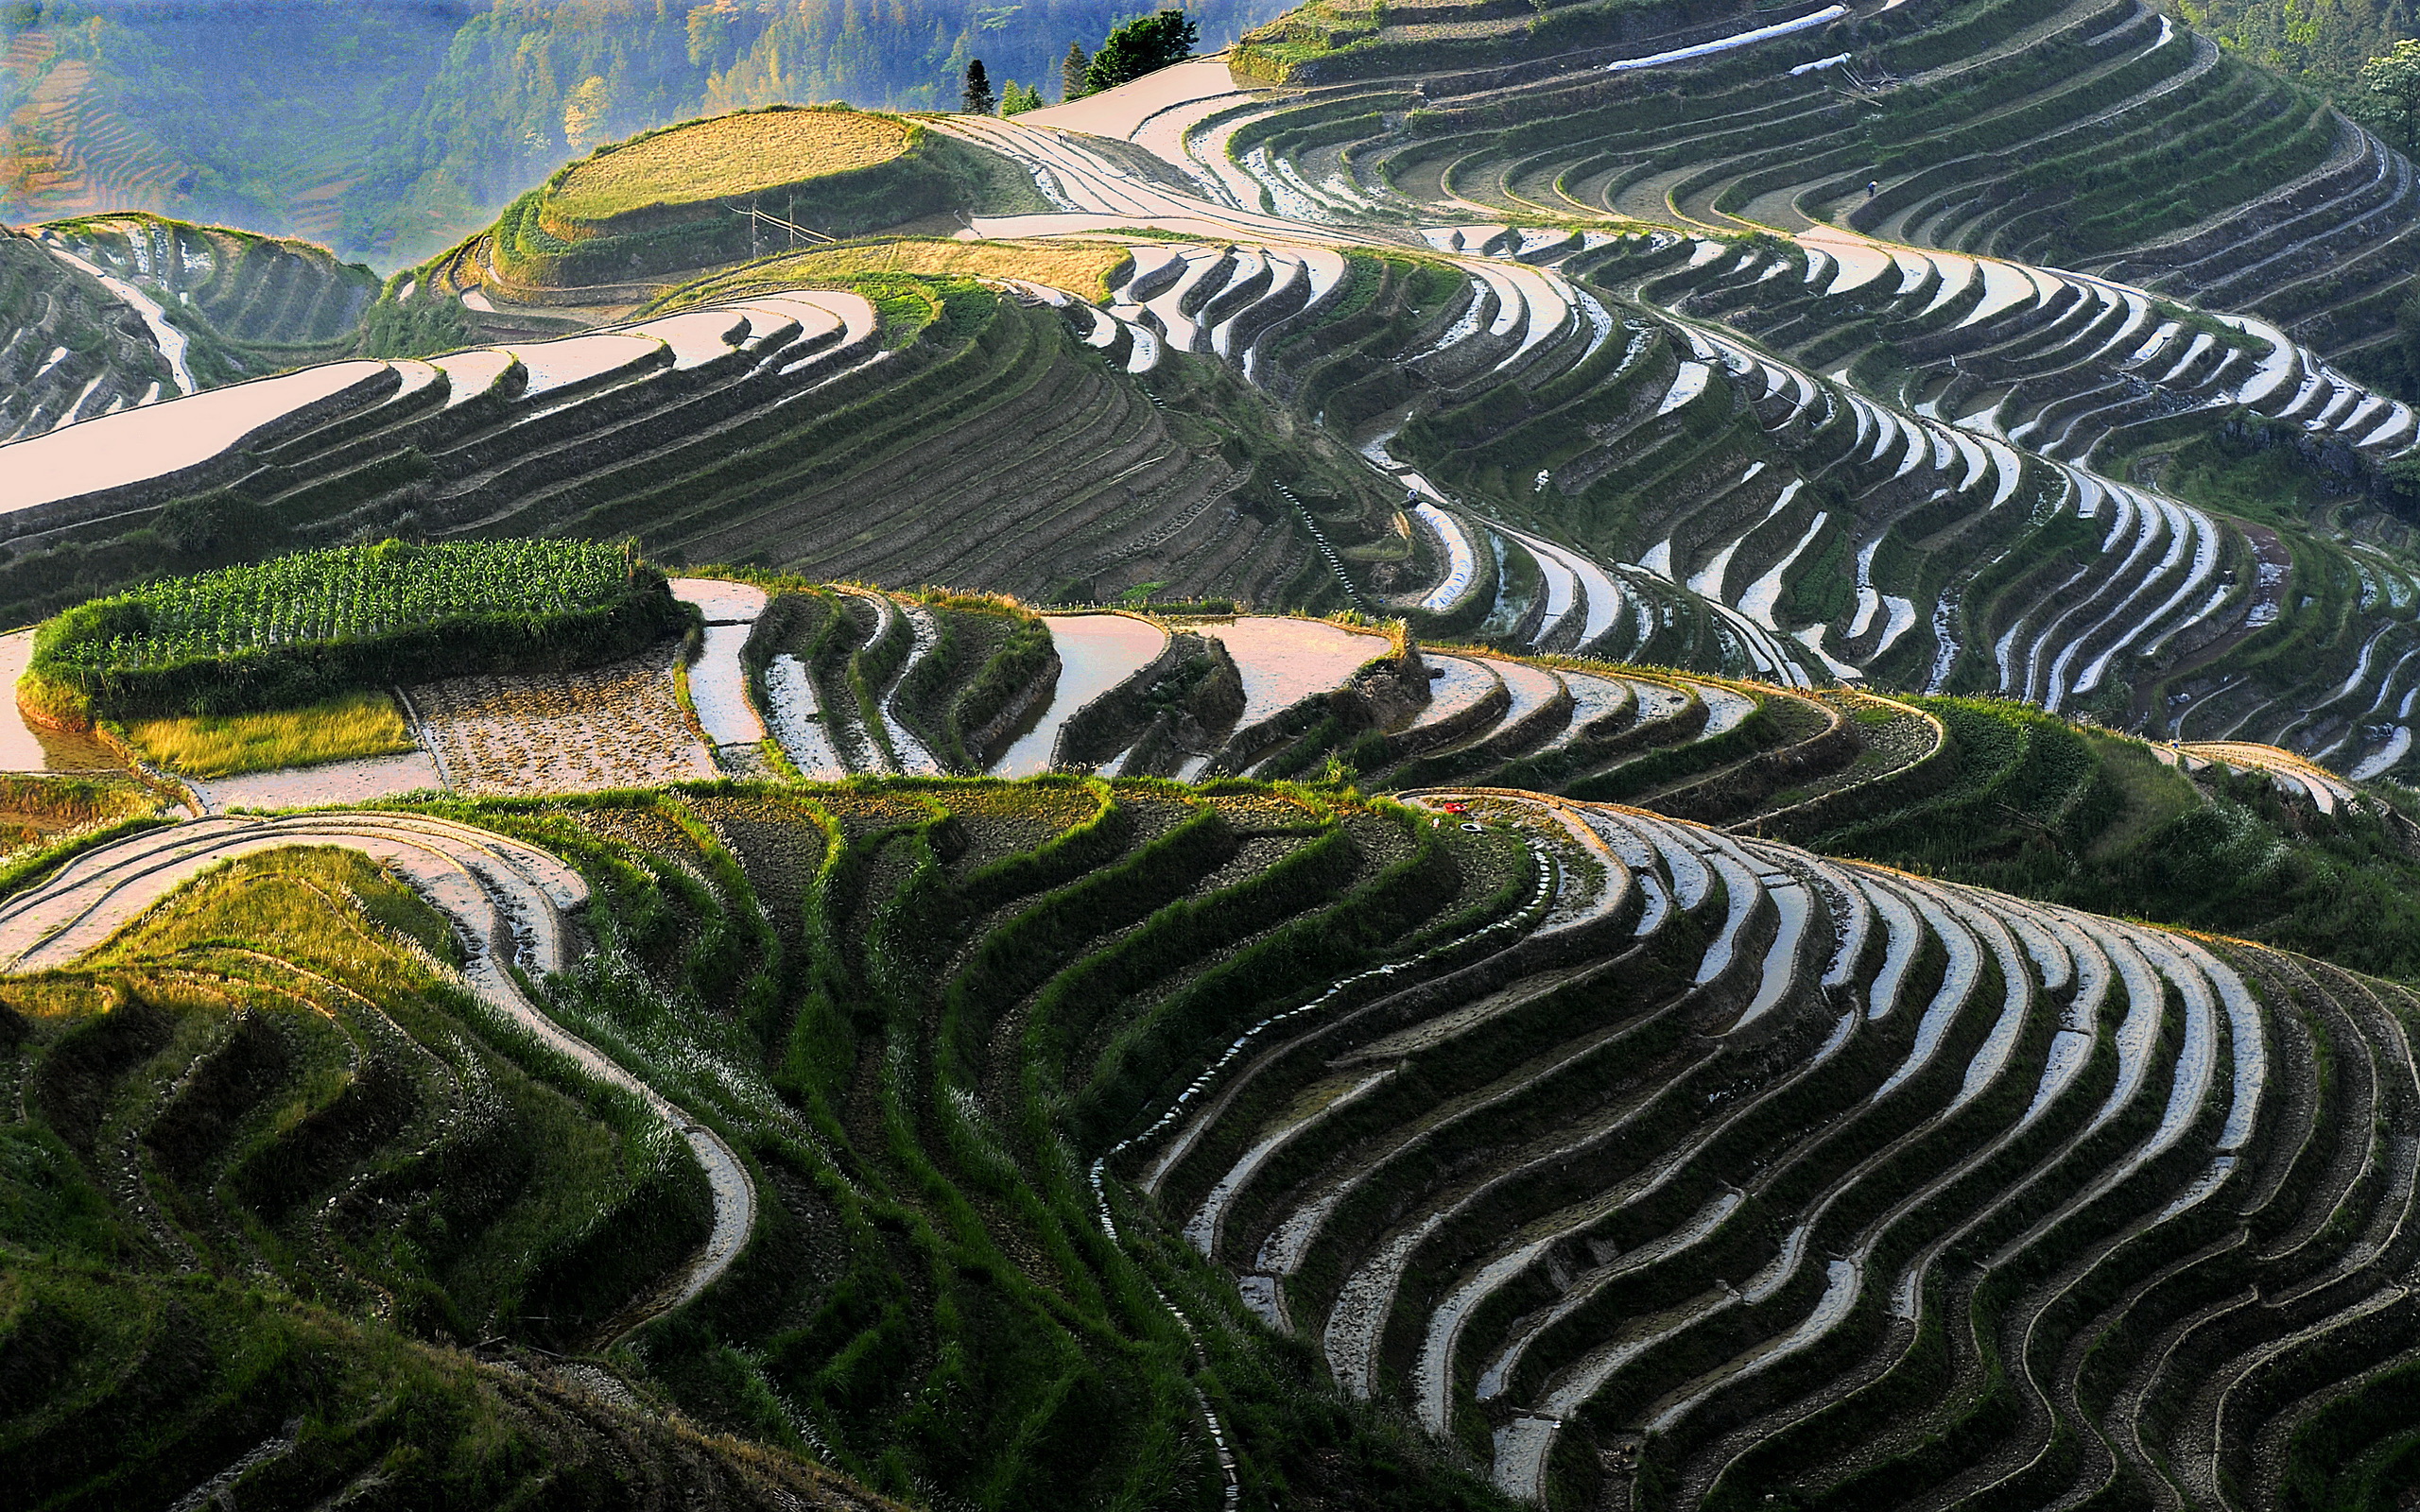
[25,540,683,722]
[0,845,886,1511]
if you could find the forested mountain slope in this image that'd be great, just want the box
[0,0,1290,260]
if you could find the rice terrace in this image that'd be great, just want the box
[22,0,2420,1506]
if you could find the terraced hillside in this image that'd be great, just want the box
[1209,0,2420,387]
[16,753,2420,1510]
[424,109,1058,333]
[18,540,2420,1510]
[0,269,1386,631]
[0,224,178,441]
[40,556,2412,984]
[0,819,894,1509]
[40,215,381,381]
[20,2,2420,780]
[0,213,413,447]
[27,192,2420,779]
[0,25,183,225]
[23,4,2420,1503]
[7,0,2420,778]
[1152,781,2394,1511]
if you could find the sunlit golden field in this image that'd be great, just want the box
[125,690,415,777]
[550,108,912,222]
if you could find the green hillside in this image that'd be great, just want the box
[18,0,2420,1503]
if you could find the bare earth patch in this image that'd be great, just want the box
[409,647,714,795]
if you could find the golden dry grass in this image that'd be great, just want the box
[551,109,911,222]
[668,236,1133,304]
[125,691,415,778]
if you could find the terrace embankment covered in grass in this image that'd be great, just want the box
[21,538,685,727]
[0,845,863,1509]
[0,770,157,868]
[488,106,1015,291]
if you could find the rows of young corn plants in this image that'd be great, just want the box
[43,540,631,671]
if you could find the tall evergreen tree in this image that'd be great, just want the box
[961,58,994,114]
[1062,43,1091,101]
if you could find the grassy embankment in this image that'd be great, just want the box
[0,845,792,1508]
[485,105,1024,292]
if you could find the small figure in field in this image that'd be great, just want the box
[1867,179,1879,198]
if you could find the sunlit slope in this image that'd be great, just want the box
[1207,0,2420,387]
[427,108,1053,325]
[0,835,896,1510]
[736,582,2420,975]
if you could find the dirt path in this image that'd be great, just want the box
[0,812,755,1334]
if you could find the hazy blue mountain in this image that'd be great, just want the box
[0,0,1281,262]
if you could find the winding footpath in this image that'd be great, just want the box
[0,811,756,1330]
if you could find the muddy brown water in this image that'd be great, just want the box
[0,630,124,774]
[1202,616,1389,730]
[992,613,1169,777]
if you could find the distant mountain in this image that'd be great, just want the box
[0,0,1283,263]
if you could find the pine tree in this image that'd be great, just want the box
[961,58,994,114]
[1001,80,1044,115]
[1062,43,1090,101]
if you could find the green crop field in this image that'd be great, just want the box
[41,540,632,674]
[24,540,683,722]
[548,108,915,224]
